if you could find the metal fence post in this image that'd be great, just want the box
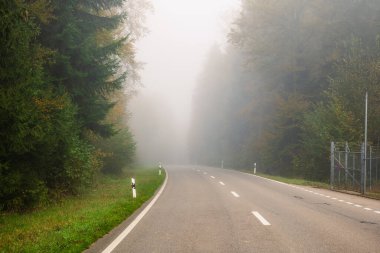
[353,154,355,186]
[330,142,335,190]
[345,142,348,185]
[369,145,372,191]
[361,143,365,194]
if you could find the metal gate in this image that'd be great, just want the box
[330,142,380,194]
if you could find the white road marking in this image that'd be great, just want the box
[247,171,380,216]
[210,176,215,179]
[219,181,225,186]
[252,211,271,226]
[101,170,169,253]
[231,191,240,198]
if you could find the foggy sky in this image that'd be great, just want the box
[129,0,240,165]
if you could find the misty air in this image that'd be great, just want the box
[1,1,380,252]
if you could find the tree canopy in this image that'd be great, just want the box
[190,0,380,180]
[0,0,144,211]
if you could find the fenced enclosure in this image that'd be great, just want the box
[330,142,380,194]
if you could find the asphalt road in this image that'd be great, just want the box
[86,166,380,253]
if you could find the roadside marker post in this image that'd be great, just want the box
[254,163,257,175]
[131,178,136,198]
[159,163,162,176]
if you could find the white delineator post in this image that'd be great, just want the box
[159,163,162,176]
[131,178,136,198]
[254,163,257,175]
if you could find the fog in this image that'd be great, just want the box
[129,0,240,165]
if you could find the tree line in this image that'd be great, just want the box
[190,0,380,181]
[0,0,147,211]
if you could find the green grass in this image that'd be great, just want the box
[0,168,165,253]
[256,173,330,188]
[237,168,330,189]
[241,169,380,199]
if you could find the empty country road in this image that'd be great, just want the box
[87,166,380,253]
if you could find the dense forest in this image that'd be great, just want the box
[0,0,148,211]
[190,0,380,181]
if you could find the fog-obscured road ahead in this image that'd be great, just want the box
[87,166,380,253]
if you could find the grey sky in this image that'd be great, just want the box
[129,0,240,165]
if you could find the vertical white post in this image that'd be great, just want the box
[131,178,136,198]
[159,163,162,176]
[254,163,257,174]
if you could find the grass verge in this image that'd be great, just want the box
[256,173,329,188]
[240,169,380,199]
[237,168,329,189]
[0,168,165,253]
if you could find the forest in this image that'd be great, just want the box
[190,0,380,181]
[0,0,148,211]
[3,0,380,211]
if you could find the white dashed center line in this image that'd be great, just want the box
[231,191,240,198]
[219,181,225,186]
[252,211,271,226]
[210,176,215,179]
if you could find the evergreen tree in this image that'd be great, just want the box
[40,0,128,137]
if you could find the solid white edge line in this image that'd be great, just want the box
[252,211,271,226]
[230,191,240,198]
[240,169,380,215]
[101,170,169,253]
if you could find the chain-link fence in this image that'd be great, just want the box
[330,142,380,194]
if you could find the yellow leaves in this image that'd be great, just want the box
[33,94,67,120]
[15,0,55,24]
[29,0,54,24]
[95,29,114,47]
[104,91,130,128]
